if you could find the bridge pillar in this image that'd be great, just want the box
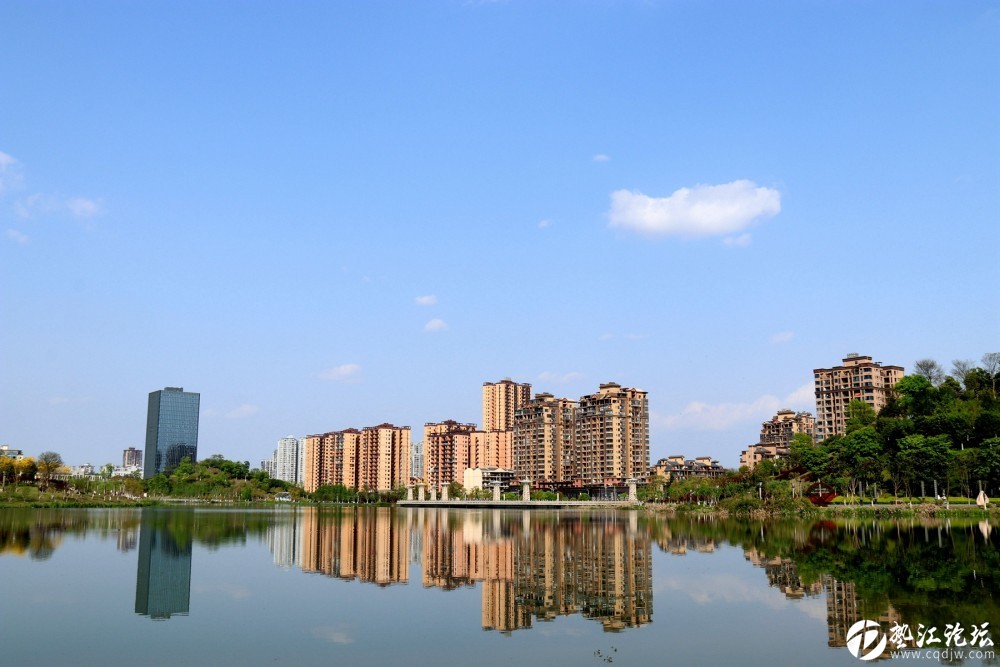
[493,482,501,502]
[430,487,437,502]
[441,484,449,501]
[522,479,532,502]
[406,485,414,501]
[418,484,426,502]
[627,478,638,504]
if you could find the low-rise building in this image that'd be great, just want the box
[0,445,24,460]
[650,455,726,481]
[463,467,515,491]
[739,409,815,469]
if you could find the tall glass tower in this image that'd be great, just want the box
[144,387,200,478]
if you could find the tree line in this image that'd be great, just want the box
[787,352,1000,500]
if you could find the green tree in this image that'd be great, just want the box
[146,473,171,496]
[895,375,938,419]
[0,456,14,489]
[36,451,63,491]
[845,400,877,433]
[788,433,827,477]
[837,427,883,498]
[896,434,951,497]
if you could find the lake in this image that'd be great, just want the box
[1,506,996,666]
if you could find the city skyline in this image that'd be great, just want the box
[1,3,997,469]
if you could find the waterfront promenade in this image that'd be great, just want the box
[397,500,638,509]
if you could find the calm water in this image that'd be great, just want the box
[1,506,996,666]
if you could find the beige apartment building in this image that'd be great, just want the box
[424,420,477,490]
[574,383,649,485]
[303,424,409,493]
[739,409,815,469]
[512,382,649,487]
[303,429,361,493]
[359,424,411,493]
[482,379,531,432]
[512,392,577,484]
[472,429,514,470]
[814,353,904,441]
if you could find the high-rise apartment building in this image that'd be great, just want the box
[512,383,649,487]
[513,393,577,484]
[275,435,302,485]
[143,387,200,478]
[411,440,424,481]
[472,429,513,470]
[739,410,815,469]
[813,354,904,442]
[575,383,649,485]
[303,429,361,492]
[303,425,409,493]
[359,424,411,493]
[424,421,477,490]
[123,447,143,468]
[482,379,531,432]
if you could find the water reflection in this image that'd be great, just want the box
[650,514,999,653]
[1,507,996,651]
[135,515,192,620]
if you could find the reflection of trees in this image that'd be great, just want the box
[0,507,278,560]
[0,509,140,560]
[649,514,1000,636]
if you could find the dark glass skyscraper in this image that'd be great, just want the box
[144,387,200,478]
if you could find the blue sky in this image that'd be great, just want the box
[2,1,997,469]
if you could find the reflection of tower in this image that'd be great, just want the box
[512,512,652,632]
[135,518,193,620]
[266,512,301,568]
[824,575,860,647]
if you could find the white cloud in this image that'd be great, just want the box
[415,294,438,306]
[599,333,614,341]
[194,582,252,600]
[225,404,259,419]
[608,180,781,238]
[5,229,29,244]
[16,193,104,219]
[656,384,813,431]
[538,371,585,384]
[592,154,610,162]
[623,333,646,340]
[320,363,362,382]
[0,151,23,196]
[723,233,752,247]
[310,626,355,645]
[66,197,104,218]
[770,331,795,344]
[538,219,552,229]
[784,383,815,406]
[424,318,448,332]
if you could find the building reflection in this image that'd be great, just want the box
[134,518,192,620]
[299,507,409,587]
[287,507,652,633]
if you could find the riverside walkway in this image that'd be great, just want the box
[397,499,638,509]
